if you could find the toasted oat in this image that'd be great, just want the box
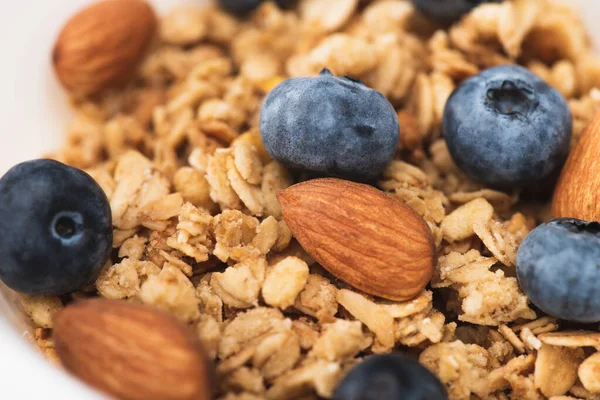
[505,373,543,400]
[474,218,521,267]
[221,366,265,395]
[19,295,63,329]
[262,256,309,309]
[173,167,215,209]
[513,317,560,335]
[252,216,280,255]
[212,210,260,262]
[118,235,147,260]
[579,352,600,394]
[160,7,207,46]
[358,0,414,37]
[535,344,585,397]
[475,354,536,398]
[539,332,600,348]
[196,276,224,322]
[521,327,542,352]
[437,250,536,326]
[569,383,600,399]
[441,198,494,242]
[420,341,491,399]
[138,264,200,322]
[300,0,358,33]
[211,257,266,309]
[261,161,292,219]
[226,152,264,216]
[266,360,342,400]
[96,258,160,299]
[336,289,394,350]
[218,308,287,359]
[111,151,171,230]
[292,319,320,351]
[309,319,372,362]
[33,328,60,364]
[301,34,377,77]
[253,329,301,380]
[294,274,338,323]
[196,314,222,360]
[498,324,526,354]
[207,149,243,211]
[497,0,541,58]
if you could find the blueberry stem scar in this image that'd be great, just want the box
[485,80,538,118]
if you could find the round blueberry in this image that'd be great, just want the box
[218,0,295,16]
[443,65,572,189]
[516,218,600,323]
[275,0,297,8]
[412,0,502,22]
[218,0,263,16]
[0,159,112,295]
[260,69,399,182]
[334,353,447,400]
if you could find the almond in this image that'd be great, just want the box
[553,111,600,220]
[277,178,435,301]
[52,0,157,97]
[53,299,213,400]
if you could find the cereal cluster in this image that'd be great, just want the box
[20,0,600,399]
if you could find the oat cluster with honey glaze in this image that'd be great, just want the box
[11,0,600,399]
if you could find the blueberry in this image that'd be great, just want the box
[274,0,297,8]
[412,0,502,22]
[0,160,112,295]
[334,353,447,400]
[260,69,399,182]
[443,65,572,189]
[516,218,600,323]
[218,0,296,16]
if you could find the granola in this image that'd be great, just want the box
[19,0,600,399]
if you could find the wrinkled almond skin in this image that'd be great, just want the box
[553,111,600,220]
[278,178,435,301]
[53,299,213,400]
[52,0,157,97]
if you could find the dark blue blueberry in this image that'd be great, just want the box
[218,0,296,16]
[412,0,502,22]
[443,65,572,189]
[334,353,447,400]
[274,0,297,8]
[0,159,112,295]
[516,218,600,323]
[218,0,263,16]
[260,69,399,182]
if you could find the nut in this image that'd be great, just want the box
[53,299,213,400]
[52,0,157,97]
[278,178,435,301]
[553,111,600,220]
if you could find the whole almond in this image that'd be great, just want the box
[52,0,157,97]
[277,178,435,301]
[553,111,600,220]
[53,299,212,400]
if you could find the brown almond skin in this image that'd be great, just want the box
[52,0,157,97]
[278,178,435,301]
[553,111,600,220]
[53,299,213,400]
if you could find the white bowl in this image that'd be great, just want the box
[0,0,599,398]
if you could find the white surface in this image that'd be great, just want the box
[0,1,201,398]
[0,0,599,399]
